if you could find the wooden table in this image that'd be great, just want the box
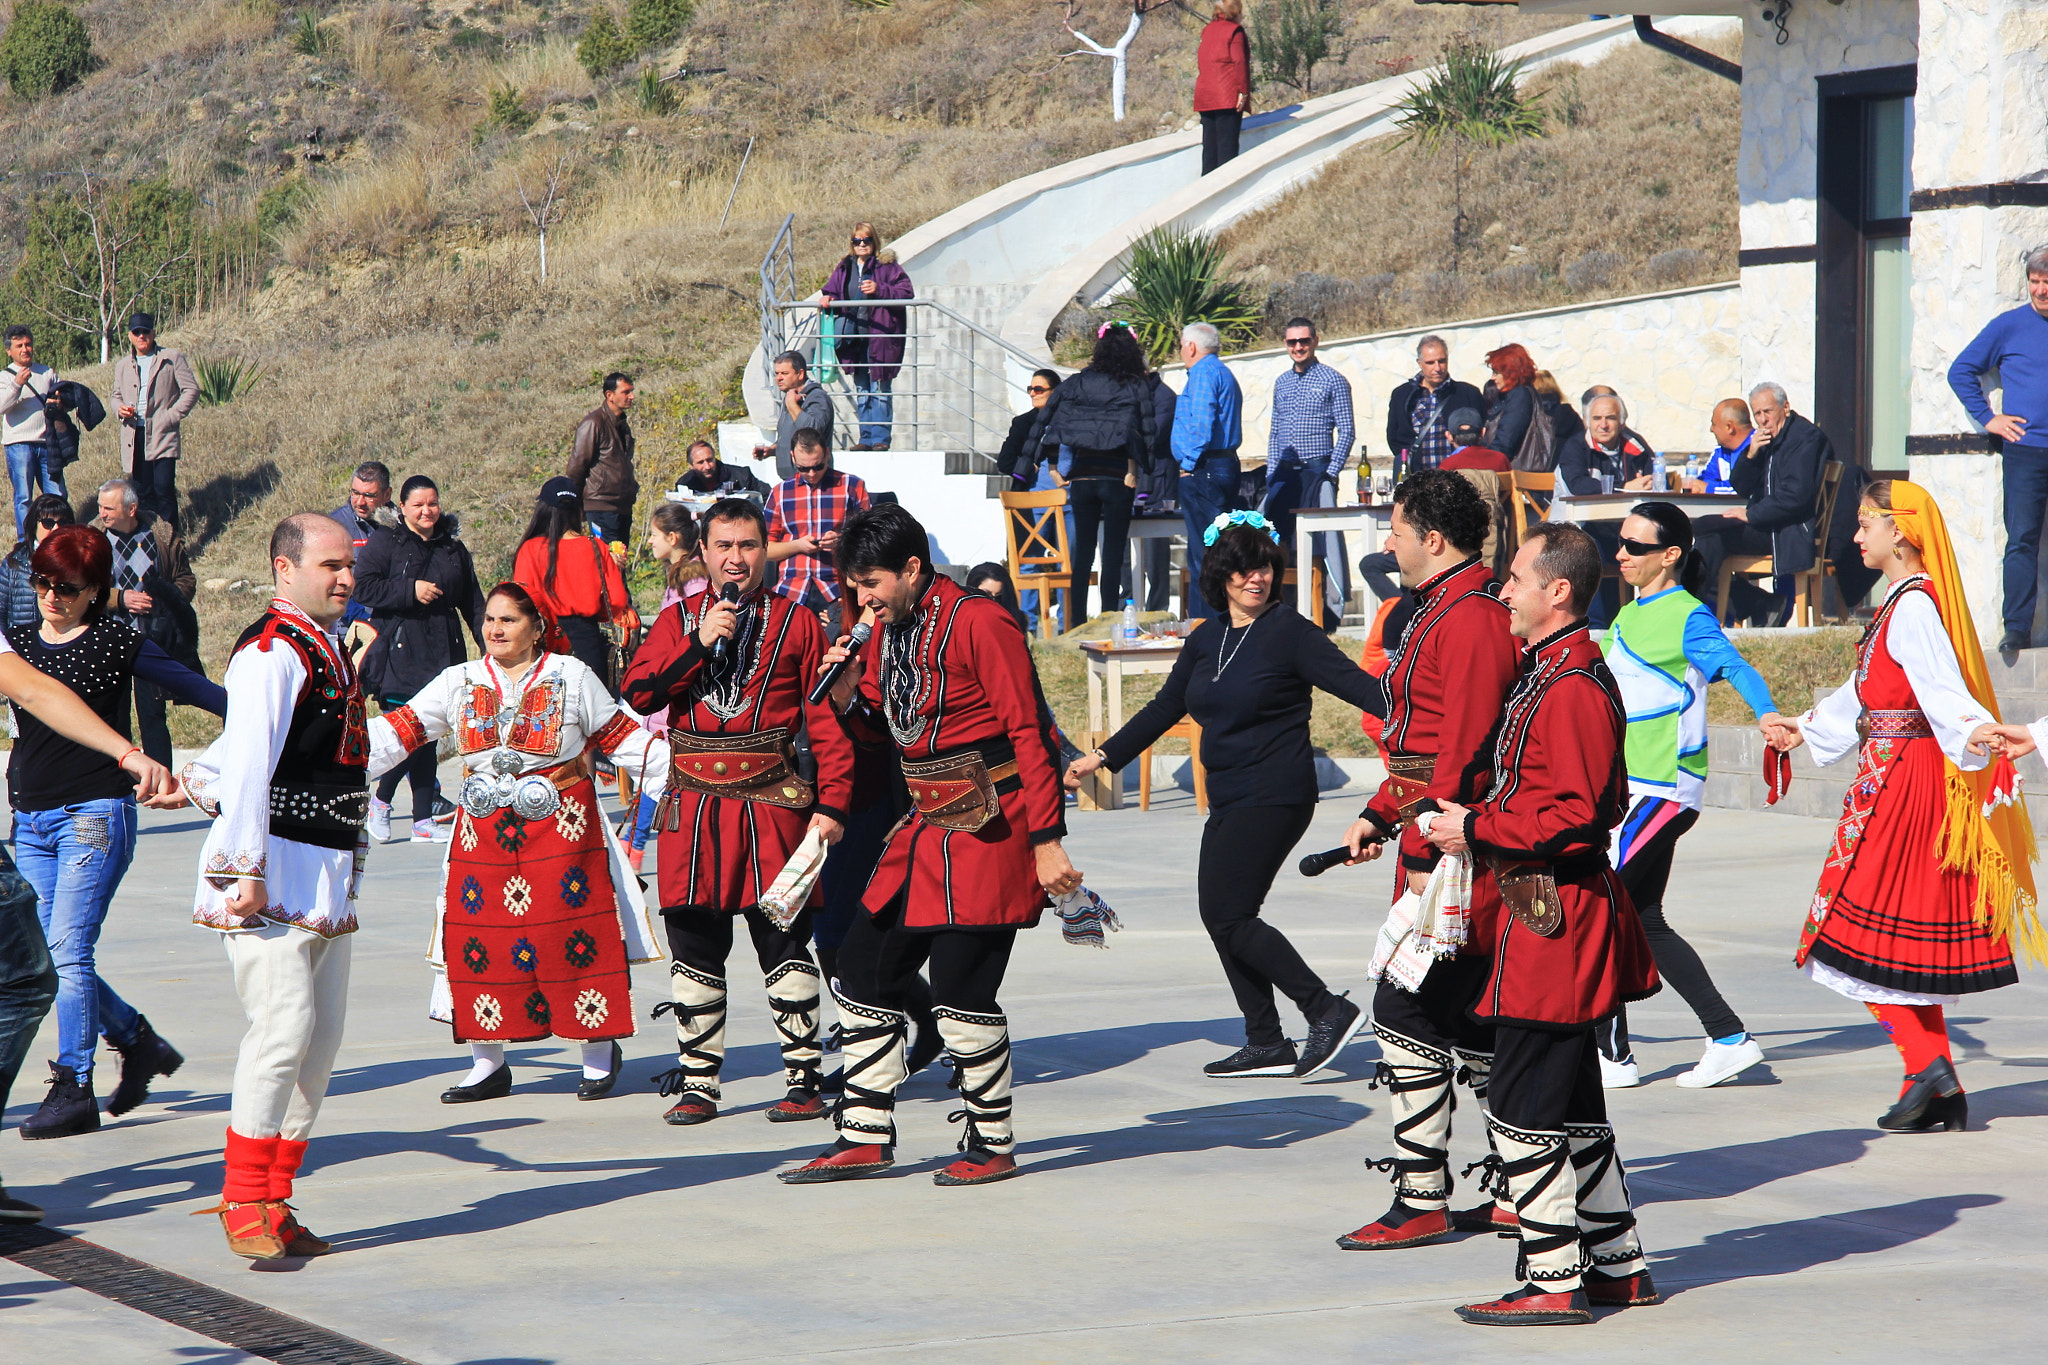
[1293,504,1393,616]
[1125,515,1185,617]
[1549,492,1748,523]
[1077,637,1185,811]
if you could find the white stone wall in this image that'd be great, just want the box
[1163,283,1742,464]
[1736,0,1920,402]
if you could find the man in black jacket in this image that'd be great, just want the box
[674,439,771,498]
[1385,336,1483,472]
[1694,381,1830,625]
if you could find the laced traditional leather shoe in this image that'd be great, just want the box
[577,1042,624,1101]
[663,1094,719,1125]
[1337,1201,1454,1250]
[778,1139,894,1183]
[765,1088,828,1122]
[1451,1201,1518,1233]
[106,1016,184,1118]
[272,1204,334,1257]
[1454,1284,1593,1326]
[1584,1268,1660,1306]
[440,1064,511,1104]
[933,1148,1019,1186]
[195,1200,287,1260]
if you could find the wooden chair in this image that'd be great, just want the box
[1001,489,1094,638]
[1506,471,1553,552]
[1716,461,1845,627]
[1137,718,1207,812]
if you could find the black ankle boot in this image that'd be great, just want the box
[1878,1056,1966,1131]
[106,1016,185,1118]
[20,1063,101,1140]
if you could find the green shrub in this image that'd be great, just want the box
[1248,0,1346,96]
[486,82,537,133]
[0,0,94,99]
[1106,227,1261,363]
[195,357,263,407]
[634,65,675,115]
[289,11,330,57]
[255,180,311,243]
[1392,33,1545,150]
[625,0,692,51]
[576,10,635,77]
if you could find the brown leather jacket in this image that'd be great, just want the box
[567,403,638,515]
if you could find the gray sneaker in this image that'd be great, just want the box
[367,797,392,843]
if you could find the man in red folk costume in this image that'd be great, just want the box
[781,503,1077,1187]
[621,498,855,1126]
[182,514,369,1261]
[1337,470,1521,1251]
[1420,523,1661,1326]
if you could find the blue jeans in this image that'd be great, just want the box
[0,845,55,1169]
[1179,450,1242,619]
[15,799,141,1081]
[6,442,64,540]
[2002,445,2048,636]
[853,371,893,447]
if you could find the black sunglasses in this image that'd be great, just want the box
[1284,336,1315,347]
[1027,384,1052,395]
[850,236,875,246]
[35,516,63,530]
[30,573,84,598]
[1617,536,1669,556]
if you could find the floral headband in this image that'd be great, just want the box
[1203,510,1281,547]
[1096,319,1135,338]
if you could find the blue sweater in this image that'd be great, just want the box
[1949,303,2048,450]
[1171,353,1243,471]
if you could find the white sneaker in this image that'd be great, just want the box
[367,797,392,843]
[1599,1054,1640,1089]
[410,819,452,844]
[1674,1035,1765,1089]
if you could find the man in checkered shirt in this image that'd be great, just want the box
[1266,317,1356,627]
[766,429,871,627]
[89,477,196,767]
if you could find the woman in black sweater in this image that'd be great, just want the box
[1065,516,1379,1079]
[1026,325,1159,620]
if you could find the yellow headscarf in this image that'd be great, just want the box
[1883,480,2043,961]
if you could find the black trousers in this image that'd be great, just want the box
[1200,109,1242,175]
[1692,516,1782,621]
[134,458,179,534]
[1371,950,1494,1055]
[665,904,817,979]
[1199,801,1334,1046]
[835,894,1014,1017]
[131,679,173,769]
[1489,1024,1607,1132]
[1067,475,1135,620]
[1595,803,1744,1060]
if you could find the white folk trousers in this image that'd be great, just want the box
[223,924,352,1141]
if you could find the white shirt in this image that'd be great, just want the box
[2,363,58,444]
[1798,577,1991,772]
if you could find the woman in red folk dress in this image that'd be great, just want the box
[1767,480,2040,1132]
[368,582,665,1104]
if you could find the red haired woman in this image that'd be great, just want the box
[10,525,224,1139]
[1481,344,1539,462]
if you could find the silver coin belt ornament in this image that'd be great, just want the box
[460,700,564,822]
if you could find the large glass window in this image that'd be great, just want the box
[1866,237,1913,467]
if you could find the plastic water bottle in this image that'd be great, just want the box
[1120,599,1140,645]
[1652,450,1668,493]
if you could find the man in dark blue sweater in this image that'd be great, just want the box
[1949,249,2048,652]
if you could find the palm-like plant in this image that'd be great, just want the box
[1391,32,1544,149]
[290,12,330,57]
[1106,227,1261,363]
[195,357,262,407]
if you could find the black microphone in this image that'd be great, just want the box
[808,621,872,704]
[711,583,740,665]
[1299,835,1385,878]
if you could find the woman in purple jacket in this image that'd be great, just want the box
[820,221,914,451]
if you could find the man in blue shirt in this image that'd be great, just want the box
[1171,321,1243,619]
[1949,250,2048,652]
[1266,317,1355,627]
[1684,399,1750,495]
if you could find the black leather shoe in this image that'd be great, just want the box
[1879,1057,1968,1131]
[577,1042,625,1100]
[441,1064,512,1104]
[2000,629,2028,654]
[0,1188,44,1223]
[106,1015,184,1118]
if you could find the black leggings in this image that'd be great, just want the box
[665,905,816,978]
[1595,800,1745,1062]
[835,894,1015,1016]
[1067,474,1135,620]
[1199,802,1334,1047]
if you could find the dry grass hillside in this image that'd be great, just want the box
[0,0,1583,745]
[1222,39,1741,341]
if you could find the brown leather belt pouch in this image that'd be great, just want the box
[902,751,1016,832]
[1488,858,1565,937]
[1383,752,1437,822]
[667,727,813,810]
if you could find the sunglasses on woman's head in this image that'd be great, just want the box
[30,573,83,598]
[1617,536,1667,556]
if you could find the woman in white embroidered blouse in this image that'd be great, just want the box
[366,582,666,1103]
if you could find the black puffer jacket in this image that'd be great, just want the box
[1025,369,1160,479]
[352,508,487,698]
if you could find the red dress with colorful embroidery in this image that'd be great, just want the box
[620,586,855,913]
[369,652,665,1043]
[1794,577,2017,997]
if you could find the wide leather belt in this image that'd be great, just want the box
[1486,852,1608,938]
[1382,752,1437,822]
[1857,708,1933,743]
[667,727,813,810]
[902,745,1018,832]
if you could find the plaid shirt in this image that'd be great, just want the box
[1406,378,1453,471]
[1267,359,1356,479]
[766,469,870,604]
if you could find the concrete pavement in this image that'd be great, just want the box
[4,777,2047,1363]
